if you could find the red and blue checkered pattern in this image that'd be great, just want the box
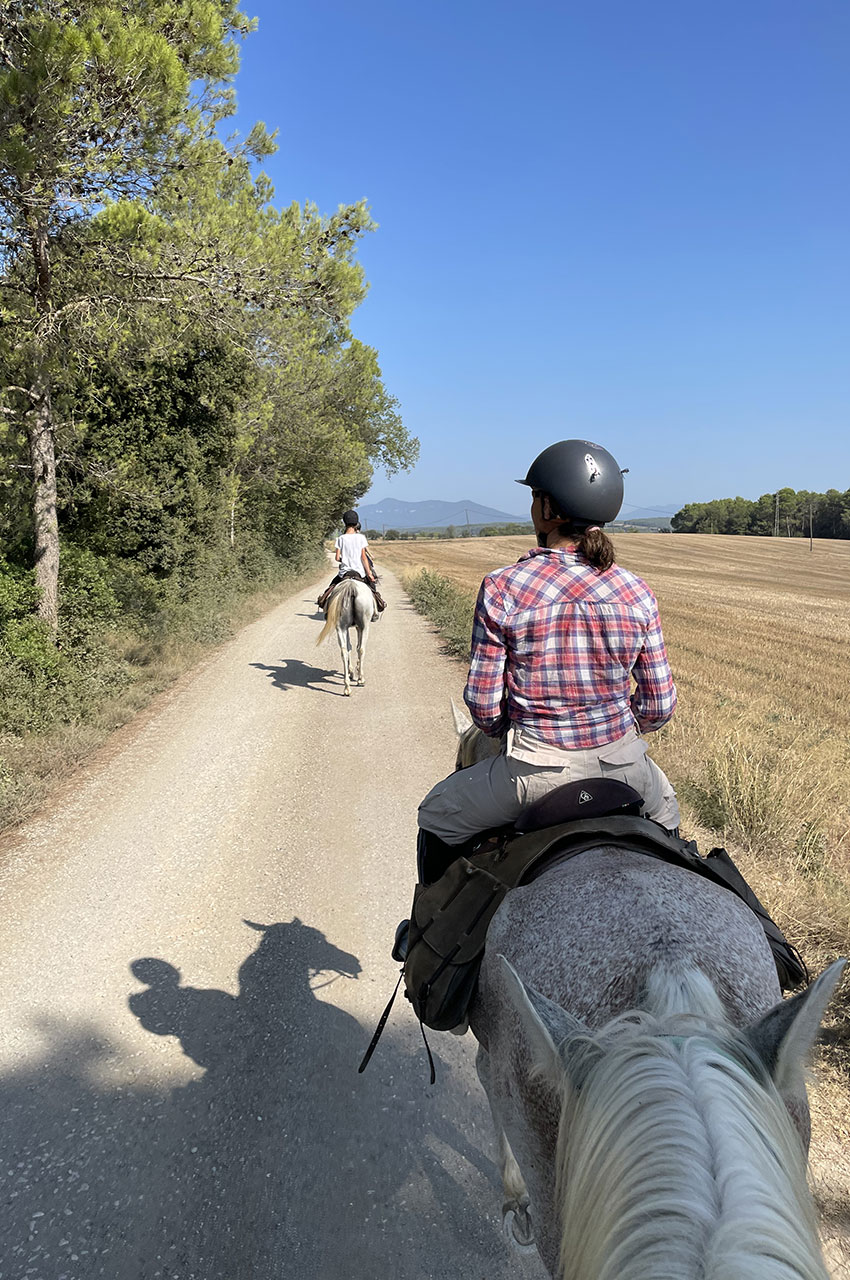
[463,547,677,749]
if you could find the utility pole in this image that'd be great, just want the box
[465,508,471,537]
[809,501,814,553]
[774,493,780,538]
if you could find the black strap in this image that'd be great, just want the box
[358,970,439,1086]
[418,1017,436,1086]
[358,969,404,1074]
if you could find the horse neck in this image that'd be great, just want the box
[554,969,827,1280]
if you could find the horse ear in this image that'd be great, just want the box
[450,699,473,737]
[745,959,846,1094]
[498,955,588,1084]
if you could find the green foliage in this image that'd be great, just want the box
[0,557,40,626]
[468,522,534,537]
[374,522,535,540]
[0,540,322,738]
[0,546,127,732]
[403,569,476,659]
[3,616,64,680]
[0,4,417,751]
[58,544,121,635]
[672,489,850,538]
[0,3,418,572]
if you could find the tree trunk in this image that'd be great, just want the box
[25,213,60,630]
[27,377,60,630]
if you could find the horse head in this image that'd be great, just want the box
[451,699,501,770]
[243,918,361,982]
[481,941,845,1279]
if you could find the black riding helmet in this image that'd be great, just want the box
[517,439,626,526]
[341,509,359,528]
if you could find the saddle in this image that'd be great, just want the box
[318,571,386,612]
[403,779,808,1034]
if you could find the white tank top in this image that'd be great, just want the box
[336,532,368,574]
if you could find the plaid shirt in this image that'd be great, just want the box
[463,547,676,750]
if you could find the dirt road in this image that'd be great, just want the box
[0,569,547,1280]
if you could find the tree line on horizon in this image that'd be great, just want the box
[671,488,850,538]
[369,522,534,541]
[0,1,417,735]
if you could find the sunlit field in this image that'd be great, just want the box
[375,532,850,1267]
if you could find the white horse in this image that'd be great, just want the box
[316,578,375,695]
[449,705,844,1280]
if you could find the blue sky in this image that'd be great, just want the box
[232,2,848,519]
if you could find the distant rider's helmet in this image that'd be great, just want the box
[517,440,626,526]
[342,509,360,528]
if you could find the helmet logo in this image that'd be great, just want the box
[585,453,601,483]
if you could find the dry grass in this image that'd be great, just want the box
[376,533,850,1268]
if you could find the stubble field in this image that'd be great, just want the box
[375,532,850,1270]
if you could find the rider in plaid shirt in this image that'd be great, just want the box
[464,548,676,750]
[417,440,680,856]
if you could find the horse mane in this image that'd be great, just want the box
[554,966,827,1280]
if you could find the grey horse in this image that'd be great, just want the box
[316,578,375,695]
[451,708,844,1279]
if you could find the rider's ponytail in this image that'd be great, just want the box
[556,521,615,571]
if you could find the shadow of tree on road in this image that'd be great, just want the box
[0,919,519,1280]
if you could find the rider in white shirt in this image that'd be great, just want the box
[317,510,386,612]
[335,527,369,575]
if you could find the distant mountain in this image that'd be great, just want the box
[619,505,682,523]
[357,498,526,530]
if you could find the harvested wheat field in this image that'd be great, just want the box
[376,532,850,1274]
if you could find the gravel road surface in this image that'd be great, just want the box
[0,569,548,1280]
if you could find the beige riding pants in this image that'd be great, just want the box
[418,725,680,844]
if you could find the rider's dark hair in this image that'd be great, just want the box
[545,507,614,569]
[567,524,615,571]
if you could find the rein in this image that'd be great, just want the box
[358,968,436,1086]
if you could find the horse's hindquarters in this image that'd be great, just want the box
[476,848,779,1033]
[325,580,373,694]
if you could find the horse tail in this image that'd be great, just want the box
[316,582,352,646]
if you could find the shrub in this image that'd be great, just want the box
[59,544,122,635]
[0,557,41,628]
[403,569,475,658]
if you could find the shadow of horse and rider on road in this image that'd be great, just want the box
[1,918,512,1280]
[250,658,344,695]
